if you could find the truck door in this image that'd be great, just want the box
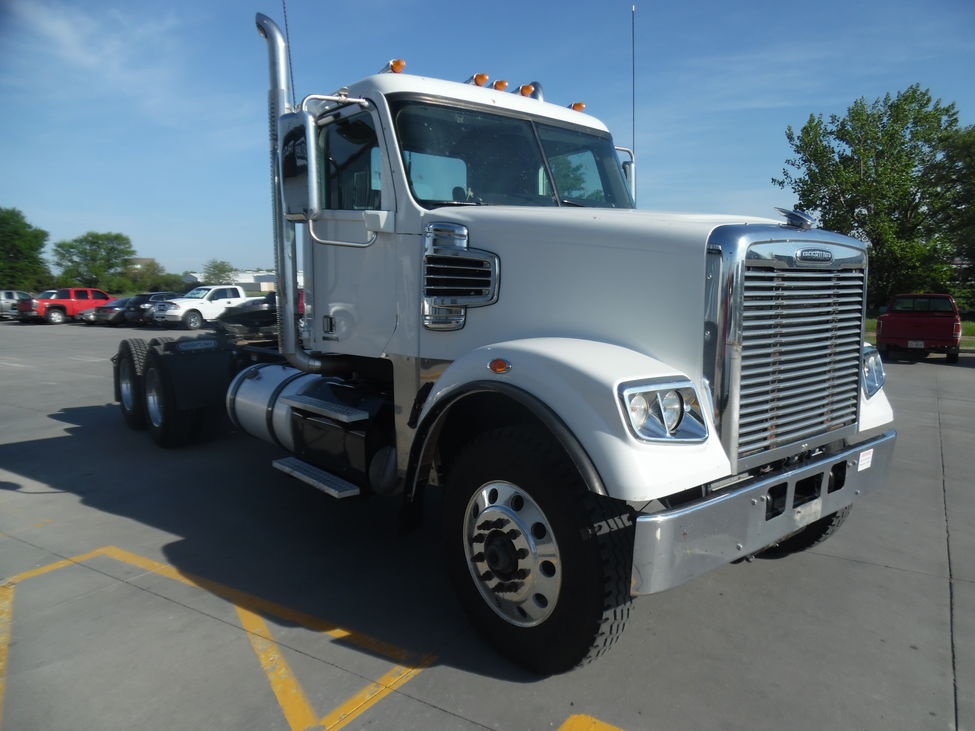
[307,108,398,357]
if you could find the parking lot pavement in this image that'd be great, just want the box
[1,320,972,730]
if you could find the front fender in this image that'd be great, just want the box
[416,337,732,503]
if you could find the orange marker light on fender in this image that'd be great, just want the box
[488,358,512,374]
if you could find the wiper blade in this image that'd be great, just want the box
[422,199,482,207]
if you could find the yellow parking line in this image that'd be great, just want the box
[0,584,14,727]
[96,546,412,662]
[319,654,436,730]
[5,548,105,584]
[0,547,433,731]
[559,714,624,731]
[237,605,320,731]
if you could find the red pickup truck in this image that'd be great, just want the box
[17,287,114,324]
[876,293,962,363]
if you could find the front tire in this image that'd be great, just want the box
[45,309,66,325]
[444,426,633,675]
[144,351,201,447]
[182,311,203,330]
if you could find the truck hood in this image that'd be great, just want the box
[418,206,784,382]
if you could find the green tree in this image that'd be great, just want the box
[202,259,237,284]
[0,207,52,290]
[53,232,136,289]
[773,84,960,307]
[929,125,975,309]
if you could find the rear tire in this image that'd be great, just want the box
[444,426,633,675]
[144,351,201,447]
[116,339,148,429]
[947,351,959,364]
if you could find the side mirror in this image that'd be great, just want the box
[616,146,636,205]
[278,111,321,221]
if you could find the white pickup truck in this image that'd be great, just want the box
[152,285,257,330]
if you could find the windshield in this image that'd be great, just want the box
[391,99,633,210]
[891,295,955,313]
[181,287,210,300]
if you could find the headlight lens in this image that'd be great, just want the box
[619,379,707,442]
[862,344,886,398]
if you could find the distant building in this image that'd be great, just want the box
[185,270,303,290]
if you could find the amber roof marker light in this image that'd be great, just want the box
[380,58,407,73]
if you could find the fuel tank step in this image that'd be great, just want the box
[272,457,360,498]
[279,393,369,423]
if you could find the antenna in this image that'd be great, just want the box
[281,0,296,108]
[631,4,636,155]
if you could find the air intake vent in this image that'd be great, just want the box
[424,254,496,300]
[422,221,499,330]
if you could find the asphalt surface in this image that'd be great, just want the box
[0,320,971,731]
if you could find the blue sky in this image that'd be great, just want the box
[1,0,972,275]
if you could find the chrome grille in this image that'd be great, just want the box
[737,267,864,458]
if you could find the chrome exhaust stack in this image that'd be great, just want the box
[255,12,324,374]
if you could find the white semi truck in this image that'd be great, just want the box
[112,12,896,674]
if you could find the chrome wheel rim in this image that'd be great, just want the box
[119,357,136,412]
[463,480,561,627]
[145,367,163,428]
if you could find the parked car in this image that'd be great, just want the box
[1,290,32,320]
[215,290,305,342]
[17,287,114,324]
[93,298,131,326]
[78,308,97,325]
[122,291,184,326]
[876,292,962,363]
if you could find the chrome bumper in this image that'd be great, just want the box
[630,430,897,595]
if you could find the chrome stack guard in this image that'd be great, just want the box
[630,430,897,595]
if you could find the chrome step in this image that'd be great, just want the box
[272,457,360,498]
[280,394,369,423]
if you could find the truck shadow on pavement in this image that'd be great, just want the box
[0,403,540,682]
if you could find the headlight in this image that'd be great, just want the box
[862,344,886,398]
[619,379,708,442]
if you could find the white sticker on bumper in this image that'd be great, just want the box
[858,448,874,472]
